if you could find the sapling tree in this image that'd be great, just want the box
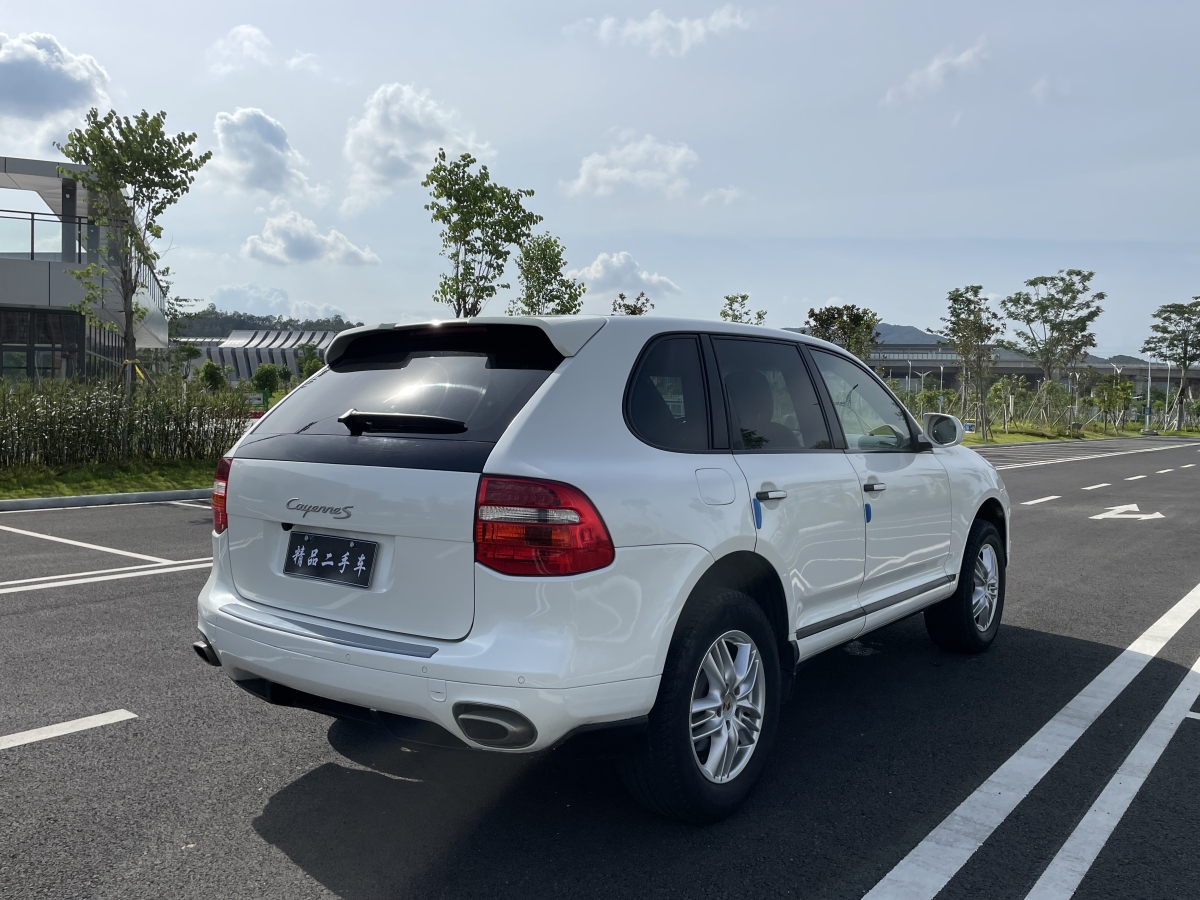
[1141,297,1200,431]
[611,292,654,315]
[803,303,881,362]
[936,285,1004,439]
[56,109,211,392]
[507,233,586,315]
[423,150,541,317]
[719,293,766,325]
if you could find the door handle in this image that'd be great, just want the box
[863,482,887,493]
[755,490,787,501]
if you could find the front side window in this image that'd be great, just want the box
[810,349,914,452]
[712,338,831,451]
[627,336,710,452]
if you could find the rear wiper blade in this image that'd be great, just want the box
[337,409,468,436]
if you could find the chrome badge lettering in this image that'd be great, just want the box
[286,498,353,520]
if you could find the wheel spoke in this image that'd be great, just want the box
[701,649,727,694]
[702,727,729,779]
[692,711,723,741]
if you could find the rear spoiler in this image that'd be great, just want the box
[324,316,607,368]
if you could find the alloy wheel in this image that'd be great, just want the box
[689,630,766,784]
[972,544,1000,632]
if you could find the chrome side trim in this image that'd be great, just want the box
[794,575,956,640]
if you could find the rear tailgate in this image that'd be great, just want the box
[226,459,477,640]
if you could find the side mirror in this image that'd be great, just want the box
[923,413,965,448]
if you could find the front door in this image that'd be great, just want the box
[711,338,866,645]
[808,349,953,614]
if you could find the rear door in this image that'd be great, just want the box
[224,324,563,641]
[711,337,866,640]
[807,348,953,612]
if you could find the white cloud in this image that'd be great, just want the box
[567,251,680,297]
[0,32,109,155]
[565,134,698,197]
[702,186,742,205]
[212,282,347,321]
[285,51,319,73]
[574,6,748,57]
[211,108,318,197]
[883,37,987,104]
[207,25,273,75]
[341,83,490,214]
[241,209,379,266]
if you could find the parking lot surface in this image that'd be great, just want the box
[1,439,1198,899]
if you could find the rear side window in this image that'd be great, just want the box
[712,338,832,451]
[626,336,711,452]
[257,324,563,444]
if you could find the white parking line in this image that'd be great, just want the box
[1157,469,1175,474]
[1125,475,1146,481]
[1082,484,1110,490]
[0,524,170,563]
[862,580,1200,900]
[0,562,211,594]
[1022,496,1061,505]
[1183,464,1196,468]
[0,709,137,751]
[1024,654,1200,899]
[992,443,1195,471]
[0,558,212,588]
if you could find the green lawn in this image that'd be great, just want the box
[0,459,216,500]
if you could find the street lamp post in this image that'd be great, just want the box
[1165,361,1173,429]
[1146,358,1152,432]
[939,364,944,412]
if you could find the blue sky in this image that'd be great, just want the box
[1,1,1196,355]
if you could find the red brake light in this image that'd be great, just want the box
[474,476,615,576]
[213,456,232,534]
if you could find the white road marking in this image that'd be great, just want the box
[1187,712,1200,720]
[862,581,1200,900]
[1022,496,1061,505]
[1125,475,1146,481]
[1182,464,1195,469]
[1081,484,1110,490]
[0,558,212,588]
[0,709,137,751]
[0,524,169,563]
[990,443,1194,471]
[0,500,207,516]
[168,500,210,509]
[1090,504,1164,521]
[1157,469,1175,473]
[0,562,211,595]
[1024,654,1200,900]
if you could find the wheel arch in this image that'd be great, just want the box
[686,550,793,671]
[974,497,1008,562]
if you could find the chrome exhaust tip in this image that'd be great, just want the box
[193,638,221,667]
[452,703,537,749]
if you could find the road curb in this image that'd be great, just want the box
[0,488,211,512]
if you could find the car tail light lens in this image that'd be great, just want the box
[213,456,232,534]
[475,476,615,576]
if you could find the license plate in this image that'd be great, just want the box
[283,531,378,589]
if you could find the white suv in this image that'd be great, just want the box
[195,316,1010,823]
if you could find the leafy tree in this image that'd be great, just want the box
[250,363,281,397]
[611,292,654,316]
[278,367,294,390]
[56,109,211,393]
[936,286,1004,439]
[423,150,541,317]
[999,269,1105,394]
[719,293,766,325]
[197,359,227,393]
[507,233,586,316]
[1141,297,1200,431]
[296,343,323,380]
[1093,375,1134,432]
[803,304,881,362]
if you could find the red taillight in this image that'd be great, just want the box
[213,456,232,534]
[474,476,615,576]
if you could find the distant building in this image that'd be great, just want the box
[178,330,340,382]
[0,155,168,380]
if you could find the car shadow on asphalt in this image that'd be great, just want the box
[250,617,1168,900]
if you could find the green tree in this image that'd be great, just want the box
[936,286,1004,440]
[507,233,586,316]
[197,359,227,393]
[611,292,654,315]
[1093,374,1133,432]
[296,343,322,380]
[719,293,766,325]
[250,363,281,398]
[803,304,881,362]
[423,150,541,317]
[999,269,1105,409]
[56,109,211,393]
[1141,297,1200,431]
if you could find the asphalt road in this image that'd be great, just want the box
[1,438,1198,900]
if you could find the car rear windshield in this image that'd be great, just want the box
[239,325,563,468]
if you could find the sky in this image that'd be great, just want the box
[0,1,1196,355]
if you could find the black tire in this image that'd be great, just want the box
[620,589,780,824]
[925,519,1005,653]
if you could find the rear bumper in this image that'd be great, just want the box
[199,581,661,751]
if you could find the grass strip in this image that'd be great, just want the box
[0,459,216,500]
